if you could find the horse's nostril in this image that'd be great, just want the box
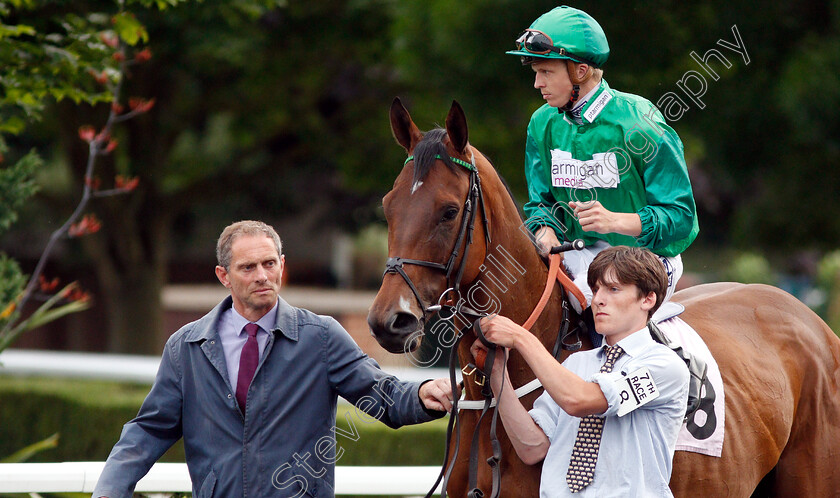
[389,312,418,333]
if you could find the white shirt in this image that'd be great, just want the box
[529,327,689,497]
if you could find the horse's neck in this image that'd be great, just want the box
[461,166,570,388]
[480,166,566,335]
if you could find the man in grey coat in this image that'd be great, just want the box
[93,220,456,497]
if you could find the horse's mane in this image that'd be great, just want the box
[412,128,457,185]
[412,128,524,225]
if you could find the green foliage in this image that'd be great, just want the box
[0,0,194,131]
[817,250,840,335]
[0,150,42,338]
[0,9,112,130]
[112,11,148,45]
[351,224,389,288]
[734,27,840,251]
[0,253,27,328]
[0,0,180,357]
[0,376,186,463]
[723,252,777,285]
[0,150,40,232]
[817,251,840,289]
[0,282,91,351]
[0,432,58,463]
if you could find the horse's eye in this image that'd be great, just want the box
[441,207,459,223]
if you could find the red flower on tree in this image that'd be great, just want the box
[99,32,119,48]
[104,139,119,154]
[62,283,91,304]
[128,97,155,113]
[68,214,102,237]
[135,48,152,63]
[38,275,60,293]
[95,130,110,143]
[78,125,96,142]
[89,70,109,85]
[85,176,101,190]
[115,175,139,191]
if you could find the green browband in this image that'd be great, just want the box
[404,154,474,171]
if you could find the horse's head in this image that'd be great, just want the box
[367,98,490,353]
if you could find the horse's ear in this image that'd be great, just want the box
[445,100,469,154]
[390,97,423,153]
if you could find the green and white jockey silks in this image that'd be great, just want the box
[523,78,699,259]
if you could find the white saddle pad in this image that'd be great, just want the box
[657,316,725,457]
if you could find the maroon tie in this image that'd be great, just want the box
[235,323,259,414]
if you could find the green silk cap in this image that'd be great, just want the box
[506,5,609,68]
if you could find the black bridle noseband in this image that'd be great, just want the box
[383,153,491,319]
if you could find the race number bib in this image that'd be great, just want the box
[614,367,660,417]
[549,150,620,190]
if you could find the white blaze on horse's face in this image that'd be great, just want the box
[411,180,424,194]
[398,295,414,315]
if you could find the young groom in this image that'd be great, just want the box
[472,245,689,496]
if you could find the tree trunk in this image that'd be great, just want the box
[100,262,166,354]
[83,200,171,354]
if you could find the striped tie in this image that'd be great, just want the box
[566,344,625,492]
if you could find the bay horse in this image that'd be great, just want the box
[367,98,840,497]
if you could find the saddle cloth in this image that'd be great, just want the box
[655,310,725,457]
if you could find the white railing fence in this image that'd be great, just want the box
[0,349,452,387]
[0,463,442,495]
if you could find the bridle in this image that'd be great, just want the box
[383,152,491,320]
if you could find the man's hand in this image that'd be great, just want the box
[534,226,561,257]
[569,200,642,237]
[469,339,507,380]
[478,314,524,349]
[419,378,460,412]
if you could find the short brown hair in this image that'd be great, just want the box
[216,220,283,269]
[587,246,668,319]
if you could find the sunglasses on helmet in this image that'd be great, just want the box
[515,29,568,56]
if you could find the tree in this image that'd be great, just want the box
[10,0,408,353]
[0,0,181,352]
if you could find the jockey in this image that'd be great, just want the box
[508,5,699,320]
[507,5,704,414]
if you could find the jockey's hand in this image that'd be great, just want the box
[419,377,460,413]
[534,226,561,258]
[569,200,642,237]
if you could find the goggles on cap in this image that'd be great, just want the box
[515,29,569,56]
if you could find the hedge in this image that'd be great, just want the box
[0,376,448,466]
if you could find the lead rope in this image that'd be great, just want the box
[427,310,502,498]
[466,318,504,498]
